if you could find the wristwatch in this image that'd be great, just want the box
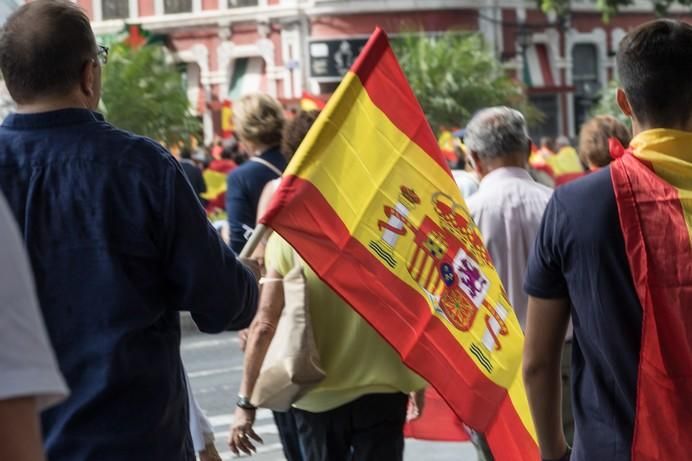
[236,394,257,410]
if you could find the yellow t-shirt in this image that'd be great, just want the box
[265,234,426,413]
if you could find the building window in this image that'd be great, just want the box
[529,94,559,140]
[164,0,192,14]
[572,43,600,133]
[228,0,259,7]
[102,0,129,19]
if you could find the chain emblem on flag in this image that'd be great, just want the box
[369,185,508,358]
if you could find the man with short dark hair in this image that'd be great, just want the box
[0,2,258,460]
[524,19,692,461]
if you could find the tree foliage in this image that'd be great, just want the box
[590,80,631,128]
[101,43,201,147]
[540,0,692,18]
[391,31,541,132]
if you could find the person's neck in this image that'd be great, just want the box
[631,118,692,136]
[251,144,273,157]
[15,96,91,115]
[479,155,526,179]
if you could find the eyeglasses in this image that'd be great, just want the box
[96,45,109,65]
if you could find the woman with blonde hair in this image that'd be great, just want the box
[226,93,286,254]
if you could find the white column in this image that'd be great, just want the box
[192,0,202,13]
[128,0,138,18]
[91,0,102,21]
[154,0,164,16]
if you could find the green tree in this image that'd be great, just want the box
[101,43,201,147]
[392,31,541,132]
[540,0,692,18]
[590,80,631,127]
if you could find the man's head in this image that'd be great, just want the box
[616,19,692,132]
[540,136,555,153]
[464,106,530,177]
[0,0,102,110]
[556,135,571,150]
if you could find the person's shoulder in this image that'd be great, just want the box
[96,124,178,170]
[553,166,613,207]
[549,167,618,236]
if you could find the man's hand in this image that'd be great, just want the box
[199,441,222,461]
[238,328,249,352]
[228,407,263,456]
[407,388,426,421]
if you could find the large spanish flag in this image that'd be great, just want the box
[611,130,692,460]
[261,28,538,459]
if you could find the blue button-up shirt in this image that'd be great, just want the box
[0,109,257,461]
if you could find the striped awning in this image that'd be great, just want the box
[523,43,556,88]
[228,57,267,100]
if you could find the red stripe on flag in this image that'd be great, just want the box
[404,387,470,442]
[350,28,450,174]
[486,394,541,459]
[611,154,692,460]
[263,175,508,431]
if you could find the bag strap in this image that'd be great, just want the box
[250,156,283,177]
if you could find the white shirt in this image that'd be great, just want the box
[0,194,68,410]
[467,167,552,332]
[452,169,479,198]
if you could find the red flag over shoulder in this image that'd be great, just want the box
[261,27,538,460]
[611,130,692,460]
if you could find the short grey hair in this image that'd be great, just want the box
[464,106,529,159]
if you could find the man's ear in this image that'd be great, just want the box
[469,150,482,175]
[616,88,633,118]
[80,61,96,98]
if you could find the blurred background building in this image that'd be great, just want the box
[50,0,692,140]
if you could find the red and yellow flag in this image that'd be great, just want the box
[221,100,234,138]
[611,130,692,460]
[261,28,538,459]
[300,91,326,111]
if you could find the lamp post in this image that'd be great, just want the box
[517,25,533,87]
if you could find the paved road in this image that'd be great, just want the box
[181,331,478,461]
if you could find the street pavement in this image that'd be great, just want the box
[181,330,478,461]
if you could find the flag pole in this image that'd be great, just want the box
[239,223,270,258]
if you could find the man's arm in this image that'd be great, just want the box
[163,158,258,332]
[0,397,45,461]
[523,295,571,460]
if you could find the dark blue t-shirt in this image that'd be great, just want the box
[226,147,286,254]
[525,167,642,460]
[0,109,257,461]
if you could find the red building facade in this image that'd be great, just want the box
[78,0,688,142]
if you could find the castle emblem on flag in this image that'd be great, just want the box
[370,186,507,349]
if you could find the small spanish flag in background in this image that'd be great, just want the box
[261,27,539,459]
[300,91,326,111]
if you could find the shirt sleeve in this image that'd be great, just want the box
[524,193,570,299]
[0,195,68,410]
[161,155,258,333]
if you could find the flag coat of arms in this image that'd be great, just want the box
[260,27,538,459]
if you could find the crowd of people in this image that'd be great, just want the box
[1,2,690,461]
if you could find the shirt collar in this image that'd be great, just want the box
[478,166,533,191]
[2,109,104,129]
